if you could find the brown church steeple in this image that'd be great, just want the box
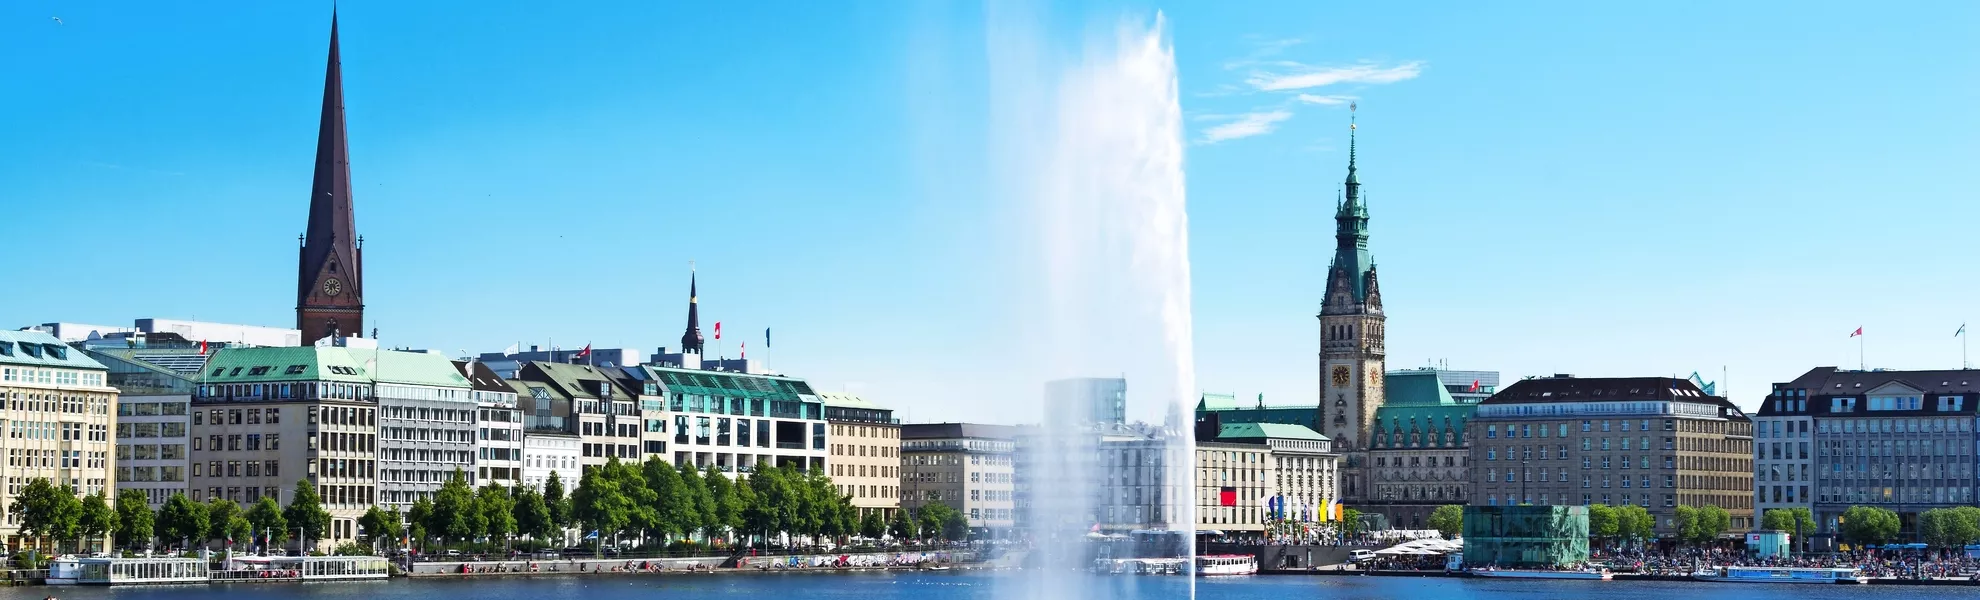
[297,12,364,343]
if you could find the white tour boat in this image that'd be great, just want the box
[1469,566,1612,580]
[1194,554,1259,576]
[1693,566,1868,584]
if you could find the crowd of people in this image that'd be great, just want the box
[1594,547,1980,579]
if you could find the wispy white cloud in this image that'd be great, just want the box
[1296,94,1357,106]
[1201,110,1292,143]
[1247,61,1424,92]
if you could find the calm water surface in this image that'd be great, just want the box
[4,572,1976,600]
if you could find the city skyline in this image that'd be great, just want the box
[5,2,1980,424]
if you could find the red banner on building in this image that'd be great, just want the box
[1219,487,1237,507]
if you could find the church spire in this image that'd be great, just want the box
[680,265,704,354]
[296,11,364,342]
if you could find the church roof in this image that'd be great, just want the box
[299,13,360,302]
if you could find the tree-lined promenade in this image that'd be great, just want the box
[9,457,967,559]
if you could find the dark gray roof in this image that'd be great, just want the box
[1758,366,1980,417]
[901,422,1019,441]
[1486,376,1744,416]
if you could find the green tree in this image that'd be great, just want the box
[640,458,685,541]
[1587,504,1619,545]
[859,511,885,540]
[1427,505,1463,538]
[1761,507,1816,552]
[917,502,966,542]
[154,493,207,550]
[887,506,917,541]
[79,491,117,552]
[429,468,479,543]
[224,515,254,548]
[572,460,633,554]
[1341,508,1364,537]
[205,499,244,545]
[1618,505,1656,544]
[544,471,572,530]
[1694,505,1731,545]
[246,496,288,547]
[744,462,793,546]
[11,479,76,549]
[477,483,516,546]
[705,465,744,543]
[283,479,332,550]
[514,487,552,542]
[608,459,655,545]
[357,506,402,550]
[678,463,714,540]
[1673,505,1699,544]
[407,496,434,548]
[1920,507,1980,549]
[1839,505,1901,547]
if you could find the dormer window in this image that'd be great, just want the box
[0,341,12,357]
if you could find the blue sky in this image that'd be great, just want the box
[3,2,1977,423]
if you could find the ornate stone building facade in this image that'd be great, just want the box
[1365,369,1480,529]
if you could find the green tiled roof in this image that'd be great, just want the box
[1384,369,1460,407]
[343,349,471,388]
[0,330,106,371]
[1217,422,1330,442]
[1373,370,1475,448]
[199,347,468,388]
[1197,392,1241,411]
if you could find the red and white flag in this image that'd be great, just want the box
[1468,380,1481,393]
[740,342,745,359]
[714,322,722,340]
[198,340,208,355]
[1850,327,1863,338]
[574,343,592,360]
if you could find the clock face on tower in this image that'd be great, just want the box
[322,278,343,297]
[1332,365,1351,387]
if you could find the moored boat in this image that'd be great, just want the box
[1195,554,1259,576]
[1693,566,1868,584]
[1470,567,1611,580]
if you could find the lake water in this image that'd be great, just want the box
[3,572,1970,600]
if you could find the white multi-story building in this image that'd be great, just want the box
[0,330,118,550]
[367,349,477,507]
[28,319,301,348]
[458,361,521,488]
[521,431,581,491]
[621,365,830,474]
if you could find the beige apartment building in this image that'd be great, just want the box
[1469,375,1755,534]
[190,346,390,548]
[821,393,899,519]
[0,331,118,551]
[1196,441,1273,534]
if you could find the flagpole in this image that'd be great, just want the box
[1860,331,1866,371]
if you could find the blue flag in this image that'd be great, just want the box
[765,327,771,348]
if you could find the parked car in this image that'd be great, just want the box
[1349,549,1376,564]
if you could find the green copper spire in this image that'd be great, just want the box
[1326,103,1373,304]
